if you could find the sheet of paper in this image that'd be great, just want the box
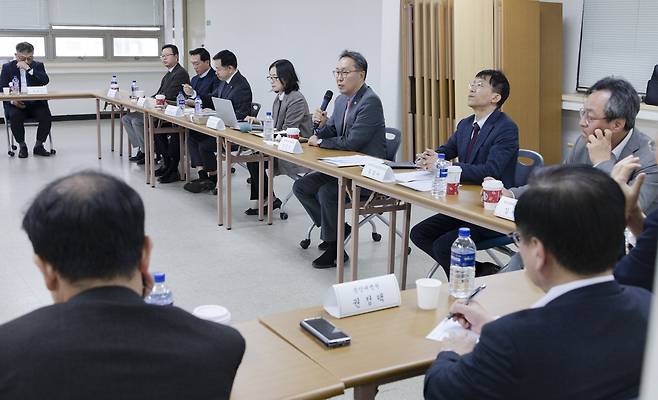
[394,170,434,182]
[398,180,433,192]
[319,155,385,167]
[426,318,480,342]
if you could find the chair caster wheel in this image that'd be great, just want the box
[372,232,382,242]
[300,239,310,249]
[280,212,288,220]
[50,149,56,155]
[231,167,236,174]
[212,188,218,195]
[408,247,412,255]
[247,177,252,184]
[11,145,17,150]
[8,151,15,157]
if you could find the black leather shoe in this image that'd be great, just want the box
[183,178,215,193]
[155,165,169,177]
[129,151,144,162]
[18,144,28,158]
[244,198,282,215]
[312,244,349,269]
[33,144,50,157]
[318,223,351,250]
[158,169,180,184]
[137,157,145,165]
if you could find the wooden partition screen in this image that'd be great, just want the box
[400,0,454,160]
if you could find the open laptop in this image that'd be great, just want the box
[211,97,239,127]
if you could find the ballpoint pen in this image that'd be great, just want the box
[446,283,487,320]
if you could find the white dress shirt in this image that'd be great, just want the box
[531,275,615,308]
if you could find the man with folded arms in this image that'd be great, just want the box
[0,171,245,400]
[424,165,650,400]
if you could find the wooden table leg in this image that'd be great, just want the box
[353,383,379,400]
[148,115,156,188]
[143,113,150,185]
[267,155,274,225]
[95,98,101,159]
[183,128,190,183]
[226,140,232,230]
[350,181,360,282]
[400,203,412,290]
[258,155,264,221]
[119,106,124,157]
[178,127,185,181]
[217,137,224,226]
[388,209,397,276]
[336,177,347,283]
[110,104,115,152]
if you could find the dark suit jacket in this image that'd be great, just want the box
[202,70,252,120]
[424,281,650,400]
[0,286,245,400]
[0,60,50,108]
[316,84,386,159]
[154,63,190,102]
[190,68,220,99]
[437,110,519,187]
[615,209,658,292]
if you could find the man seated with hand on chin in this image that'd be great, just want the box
[423,165,651,400]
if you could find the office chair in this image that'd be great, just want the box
[4,102,55,157]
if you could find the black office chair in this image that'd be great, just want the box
[3,102,55,157]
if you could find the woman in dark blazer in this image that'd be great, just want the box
[244,59,313,215]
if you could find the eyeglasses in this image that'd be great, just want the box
[266,75,279,83]
[160,53,175,59]
[508,231,522,246]
[468,80,489,92]
[332,70,359,79]
[649,140,656,153]
[578,108,607,126]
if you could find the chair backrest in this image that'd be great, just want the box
[250,102,261,118]
[384,127,402,162]
[514,149,544,187]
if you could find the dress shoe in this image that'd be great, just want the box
[183,178,215,193]
[244,198,282,215]
[475,261,501,277]
[129,151,144,162]
[155,165,169,177]
[137,157,145,165]
[18,144,28,158]
[33,144,50,157]
[318,223,351,250]
[158,169,180,184]
[312,243,350,269]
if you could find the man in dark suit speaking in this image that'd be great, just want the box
[0,171,245,400]
[411,70,519,277]
[424,166,651,400]
[0,41,52,158]
[293,50,386,269]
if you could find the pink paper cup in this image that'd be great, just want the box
[482,180,504,210]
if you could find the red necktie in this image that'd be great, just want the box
[465,122,480,160]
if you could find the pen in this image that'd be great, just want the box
[446,284,487,320]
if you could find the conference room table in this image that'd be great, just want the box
[259,270,542,400]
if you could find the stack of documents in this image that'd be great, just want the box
[319,155,385,167]
[395,170,434,192]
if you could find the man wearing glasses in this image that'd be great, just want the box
[411,70,519,278]
[124,44,190,184]
[293,50,386,269]
[0,42,52,158]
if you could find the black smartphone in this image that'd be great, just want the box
[300,317,351,348]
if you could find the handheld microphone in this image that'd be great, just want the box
[314,90,334,131]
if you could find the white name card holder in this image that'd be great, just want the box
[164,105,184,117]
[106,88,119,98]
[494,196,517,221]
[136,97,147,107]
[278,137,303,154]
[362,162,396,183]
[26,86,47,94]
[206,116,226,131]
[323,274,401,318]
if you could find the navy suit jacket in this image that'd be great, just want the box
[202,70,252,120]
[437,110,518,187]
[424,281,650,400]
[615,209,658,292]
[190,68,220,99]
[0,60,50,108]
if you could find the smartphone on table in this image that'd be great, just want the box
[300,317,351,348]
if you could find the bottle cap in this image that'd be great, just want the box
[153,272,165,283]
[438,153,446,160]
[266,111,272,116]
[458,227,470,237]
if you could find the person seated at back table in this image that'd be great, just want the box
[293,50,386,269]
[183,49,253,194]
[0,170,245,400]
[424,165,651,400]
[411,70,519,278]
[0,41,52,158]
[243,59,313,215]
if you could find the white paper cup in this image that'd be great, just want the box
[286,127,300,140]
[446,165,462,195]
[193,305,231,324]
[2,87,9,95]
[416,278,442,310]
[155,94,166,107]
[482,179,504,210]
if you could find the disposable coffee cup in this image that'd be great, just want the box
[416,278,442,310]
[2,87,9,95]
[286,127,300,140]
[134,90,145,98]
[193,305,231,324]
[482,179,504,210]
[155,94,166,107]
[446,165,462,195]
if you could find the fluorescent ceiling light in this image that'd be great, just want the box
[51,26,160,31]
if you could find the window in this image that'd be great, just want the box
[113,37,159,57]
[0,36,46,58]
[55,37,104,57]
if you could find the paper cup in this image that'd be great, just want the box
[193,305,231,324]
[286,127,300,140]
[155,94,166,107]
[416,278,442,310]
[482,180,504,210]
[2,87,9,95]
[446,166,462,195]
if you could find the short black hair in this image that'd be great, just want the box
[213,50,238,69]
[189,47,210,62]
[161,43,179,56]
[269,59,300,94]
[514,165,625,275]
[475,69,510,108]
[586,76,640,131]
[339,50,368,79]
[16,42,34,53]
[22,171,146,283]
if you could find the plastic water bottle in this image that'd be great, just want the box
[110,75,119,90]
[130,80,138,98]
[11,76,19,94]
[431,153,449,198]
[144,272,174,306]
[194,96,202,114]
[263,111,274,141]
[449,227,477,298]
[177,91,185,109]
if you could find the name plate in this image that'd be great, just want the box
[164,105,184,117]
[323,274,401,318]
[206,116,226,130]
[362,162,395,183]
[136,97,147,107]
[277,137,303,154]
[494,196,517,221]
[106,88,119,98]
[26,86,47,94]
